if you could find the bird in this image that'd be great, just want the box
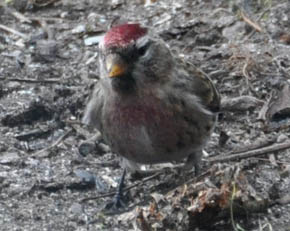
[82,22,220,181]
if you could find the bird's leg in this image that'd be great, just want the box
[105,168,127,211]
[114,168,126,208]
[184,150,203,176]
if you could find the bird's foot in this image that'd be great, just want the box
[104,191,128,214]
[103,169,129,214]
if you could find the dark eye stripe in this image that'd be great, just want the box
[137,41,151,56]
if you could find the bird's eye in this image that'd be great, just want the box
[137,42,150,56]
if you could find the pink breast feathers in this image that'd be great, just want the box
[114,104,164,127]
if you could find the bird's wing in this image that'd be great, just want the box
[183,61,220,113]
[82,82,104,130]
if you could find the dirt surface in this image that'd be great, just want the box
[1,0,290,230]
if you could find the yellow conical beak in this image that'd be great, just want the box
[106,54,127,78]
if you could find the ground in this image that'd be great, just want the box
[1,0,290,230]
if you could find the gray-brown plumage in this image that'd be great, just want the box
[83,23,220,175]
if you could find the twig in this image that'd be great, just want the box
[32,0,60,7]
[251,157,289,165]
[240,11,262,32]
[221,95,264,112]
[2,78,62,84]
[0,24,28,39]
[210,7,233,17]
[208,140,290,163]
[258,90,274,121]
[29,17,66,22]
[229,137,276,155]
[241,57,258,95]
[243,7,270,41]
[32,129,73,157]
[242,57,250,83]
[4,6,32,23]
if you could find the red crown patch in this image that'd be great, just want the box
[104,23,147,48]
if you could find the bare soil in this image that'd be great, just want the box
[1,0,290,230]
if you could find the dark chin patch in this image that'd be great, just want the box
[111,75,135,93]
